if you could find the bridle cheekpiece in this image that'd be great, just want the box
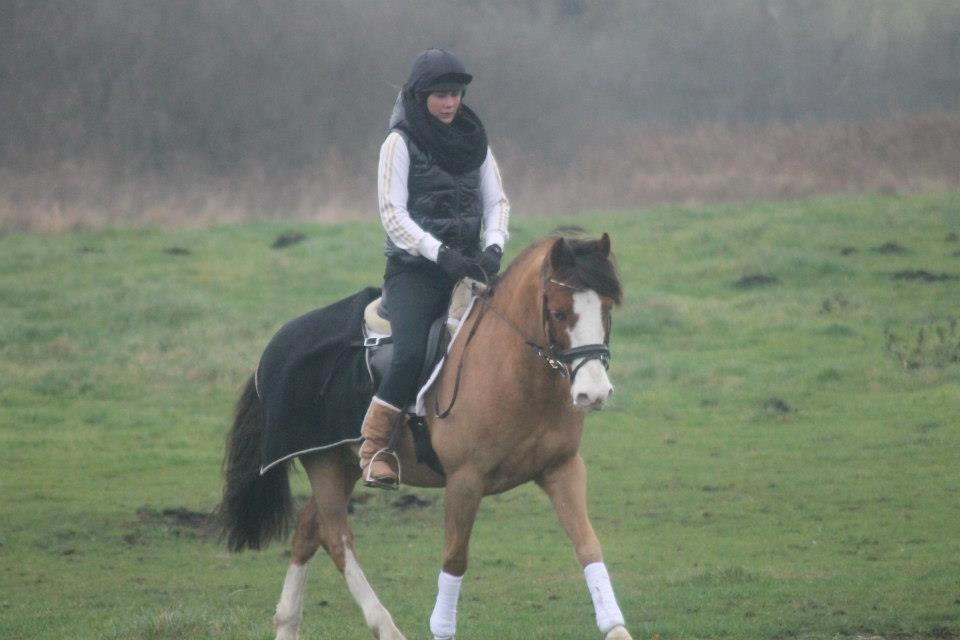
[543,279,611,381]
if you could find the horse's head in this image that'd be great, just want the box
[543,233,622,411]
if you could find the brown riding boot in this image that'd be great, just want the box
[358,398,403,490]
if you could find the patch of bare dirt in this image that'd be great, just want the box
[271,232,306,249]
[734,273,779,288]
[760,397,793,415]
[132,506,216,540]
[874,242,907,254]
[892,269,956,282]
[392,494,434,510]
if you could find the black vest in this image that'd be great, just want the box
[384,129,483,265]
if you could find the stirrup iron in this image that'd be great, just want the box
[363,447,401,490]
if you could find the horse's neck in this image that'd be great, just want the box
[490,251,546,343]
[486,249,567,401]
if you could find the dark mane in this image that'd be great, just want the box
[554,234,623,305]
[492,233,623,304]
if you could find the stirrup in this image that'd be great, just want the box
[363,448,401,490]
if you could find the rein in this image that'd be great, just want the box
[434,282,611,419]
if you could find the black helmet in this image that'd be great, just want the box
[407,48,473,94]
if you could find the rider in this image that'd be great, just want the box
[359,48,510,489]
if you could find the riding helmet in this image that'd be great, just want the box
[407,48,473,94]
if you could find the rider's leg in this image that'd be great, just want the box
[360,262,452,488]
[358,397,404,488]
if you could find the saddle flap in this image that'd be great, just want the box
[364,315,451,397]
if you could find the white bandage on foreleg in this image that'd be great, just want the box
[429,571,463,639]
[584,562,626,633]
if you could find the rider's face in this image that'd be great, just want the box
[426,90,462,124]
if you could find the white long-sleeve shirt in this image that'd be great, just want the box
[378,131,510,262]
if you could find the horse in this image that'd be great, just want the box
[217,233,632,640]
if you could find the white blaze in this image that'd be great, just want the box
[568,290,613,409]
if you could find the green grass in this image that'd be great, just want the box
[2,193,960,639]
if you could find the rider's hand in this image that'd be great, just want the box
[437,245,485,281]
[479,245,503,277]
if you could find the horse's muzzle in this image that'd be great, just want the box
[575,388,613,412]
[571,360,614,411]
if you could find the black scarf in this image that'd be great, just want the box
[397,88,488,175]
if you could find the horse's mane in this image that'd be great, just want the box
[495,231,623,305]
[558,234,623,305]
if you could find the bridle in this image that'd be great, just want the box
[542,278,612,379]
[434,278,612,419]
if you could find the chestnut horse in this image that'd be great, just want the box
[218,233,632,639]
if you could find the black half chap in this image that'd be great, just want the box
[376,261,455,409]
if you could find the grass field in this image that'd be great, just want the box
[2,193,959,639]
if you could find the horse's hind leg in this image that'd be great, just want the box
[299,447,406,640]
[274,499,321,640]
[539,454,632,640]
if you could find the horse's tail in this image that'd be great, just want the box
[216,373,293,552]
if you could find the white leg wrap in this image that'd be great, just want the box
[584,562,626,634]
[429,571,463,639]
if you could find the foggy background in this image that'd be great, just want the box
[2,0,960,231]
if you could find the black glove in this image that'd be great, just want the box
[437,245,485,281]
[479,245,503,277]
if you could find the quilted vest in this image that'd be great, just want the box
[384,129,483,265]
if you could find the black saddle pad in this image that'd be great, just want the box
[256,288,379,473]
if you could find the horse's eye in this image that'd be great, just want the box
[552,310,566,321]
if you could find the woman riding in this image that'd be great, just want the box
[359,48,510,489]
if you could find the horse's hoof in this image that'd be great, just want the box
[376,627,407,640]
[605,626,633,640]
[377,626,407,640]
[273,624,299,640]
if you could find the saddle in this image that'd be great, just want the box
[361,278,480,407]
[359,279,481,478]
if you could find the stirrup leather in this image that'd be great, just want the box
[363,447,401,490]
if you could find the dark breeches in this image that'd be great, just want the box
[376,261,454,408]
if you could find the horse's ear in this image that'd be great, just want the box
[549,237,575,270]
[598,232,611,257]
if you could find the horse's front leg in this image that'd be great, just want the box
[430,471,483,640]
[539,454,632,640]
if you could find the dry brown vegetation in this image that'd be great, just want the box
[3,1,959,231]
[3,110,958,233]
[507,110,960,214]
